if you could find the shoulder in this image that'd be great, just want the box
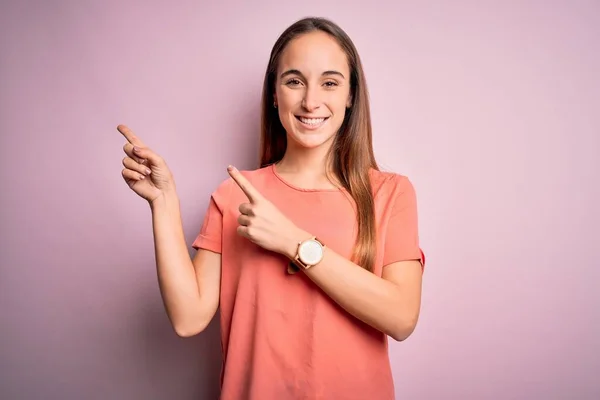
[369,168,415,198]
[210,165,272,205]
[236,164,275,188]
[369,169,418,214]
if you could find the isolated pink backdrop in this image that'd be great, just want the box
[1,1,598,399]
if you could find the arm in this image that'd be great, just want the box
[117,124,220,338]
[151,191,221,337]
[284,174,423,341]
[284,237,422,341]
[226,166,422,341]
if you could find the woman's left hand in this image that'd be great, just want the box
[227,165,306,258]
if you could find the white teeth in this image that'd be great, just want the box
[299,117,326,125]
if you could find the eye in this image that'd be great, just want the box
[323,81,338,88]
[285,79,302,86]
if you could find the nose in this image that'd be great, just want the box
[301,86,321,112]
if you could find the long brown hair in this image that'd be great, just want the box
[259,17,379,272]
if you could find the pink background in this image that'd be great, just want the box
[1,1,598,399]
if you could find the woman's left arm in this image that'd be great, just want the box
[283,235,423,342]
[227,165,423,341]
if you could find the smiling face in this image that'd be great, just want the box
[274,30,353,150]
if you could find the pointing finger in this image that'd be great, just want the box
[228,165,261,203]
[117,124,146,147]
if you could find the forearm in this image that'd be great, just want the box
[150,191,202,332]
[285,231,420,341]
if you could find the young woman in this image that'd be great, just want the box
[119,17,425,400]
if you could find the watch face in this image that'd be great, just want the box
[299,239,323,265]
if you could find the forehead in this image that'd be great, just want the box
[278,31,349,76]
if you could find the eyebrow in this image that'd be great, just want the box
[279,69,346,80]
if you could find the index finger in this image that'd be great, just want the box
[228,165,261,203]
[117,124,146,147]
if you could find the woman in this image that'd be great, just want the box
[119,16,425,400]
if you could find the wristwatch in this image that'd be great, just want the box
[287,237,326,275]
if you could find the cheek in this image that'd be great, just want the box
[277,93,302,111]
[328,90,351,110]
[276,87,298,107]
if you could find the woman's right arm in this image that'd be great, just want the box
[117,124,220,337]
[151,192,221,337]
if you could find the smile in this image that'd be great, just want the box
[295,116,329,129]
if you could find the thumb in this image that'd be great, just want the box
[133,146,162,166]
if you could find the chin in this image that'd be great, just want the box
[288,128,337,149]
[289,134,332,149]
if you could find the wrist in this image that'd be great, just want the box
[283,228,311,260]
[149,189,179,211]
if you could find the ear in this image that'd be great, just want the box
[273,92,278,108]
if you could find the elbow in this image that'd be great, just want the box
[389,328,414,342]
[170,303,217,338]
[174,326,202,338]
[173,320,208,338]
[389,315,419,342]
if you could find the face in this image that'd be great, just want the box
[274,31,352,150]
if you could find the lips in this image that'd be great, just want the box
[295,115,329,128]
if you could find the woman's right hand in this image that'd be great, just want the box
[118,124,176,203]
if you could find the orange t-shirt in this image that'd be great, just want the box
[193,164,424,400]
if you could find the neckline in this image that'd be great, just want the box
[269,164,343,193]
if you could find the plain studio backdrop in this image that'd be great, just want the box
[1,1,598,399]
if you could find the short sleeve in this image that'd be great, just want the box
[382,176,425,269]
[192,179,231,253]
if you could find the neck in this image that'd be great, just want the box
[274,138,342,189]
[277,140,331,176]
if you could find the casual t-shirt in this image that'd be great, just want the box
[193,164,424,400]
